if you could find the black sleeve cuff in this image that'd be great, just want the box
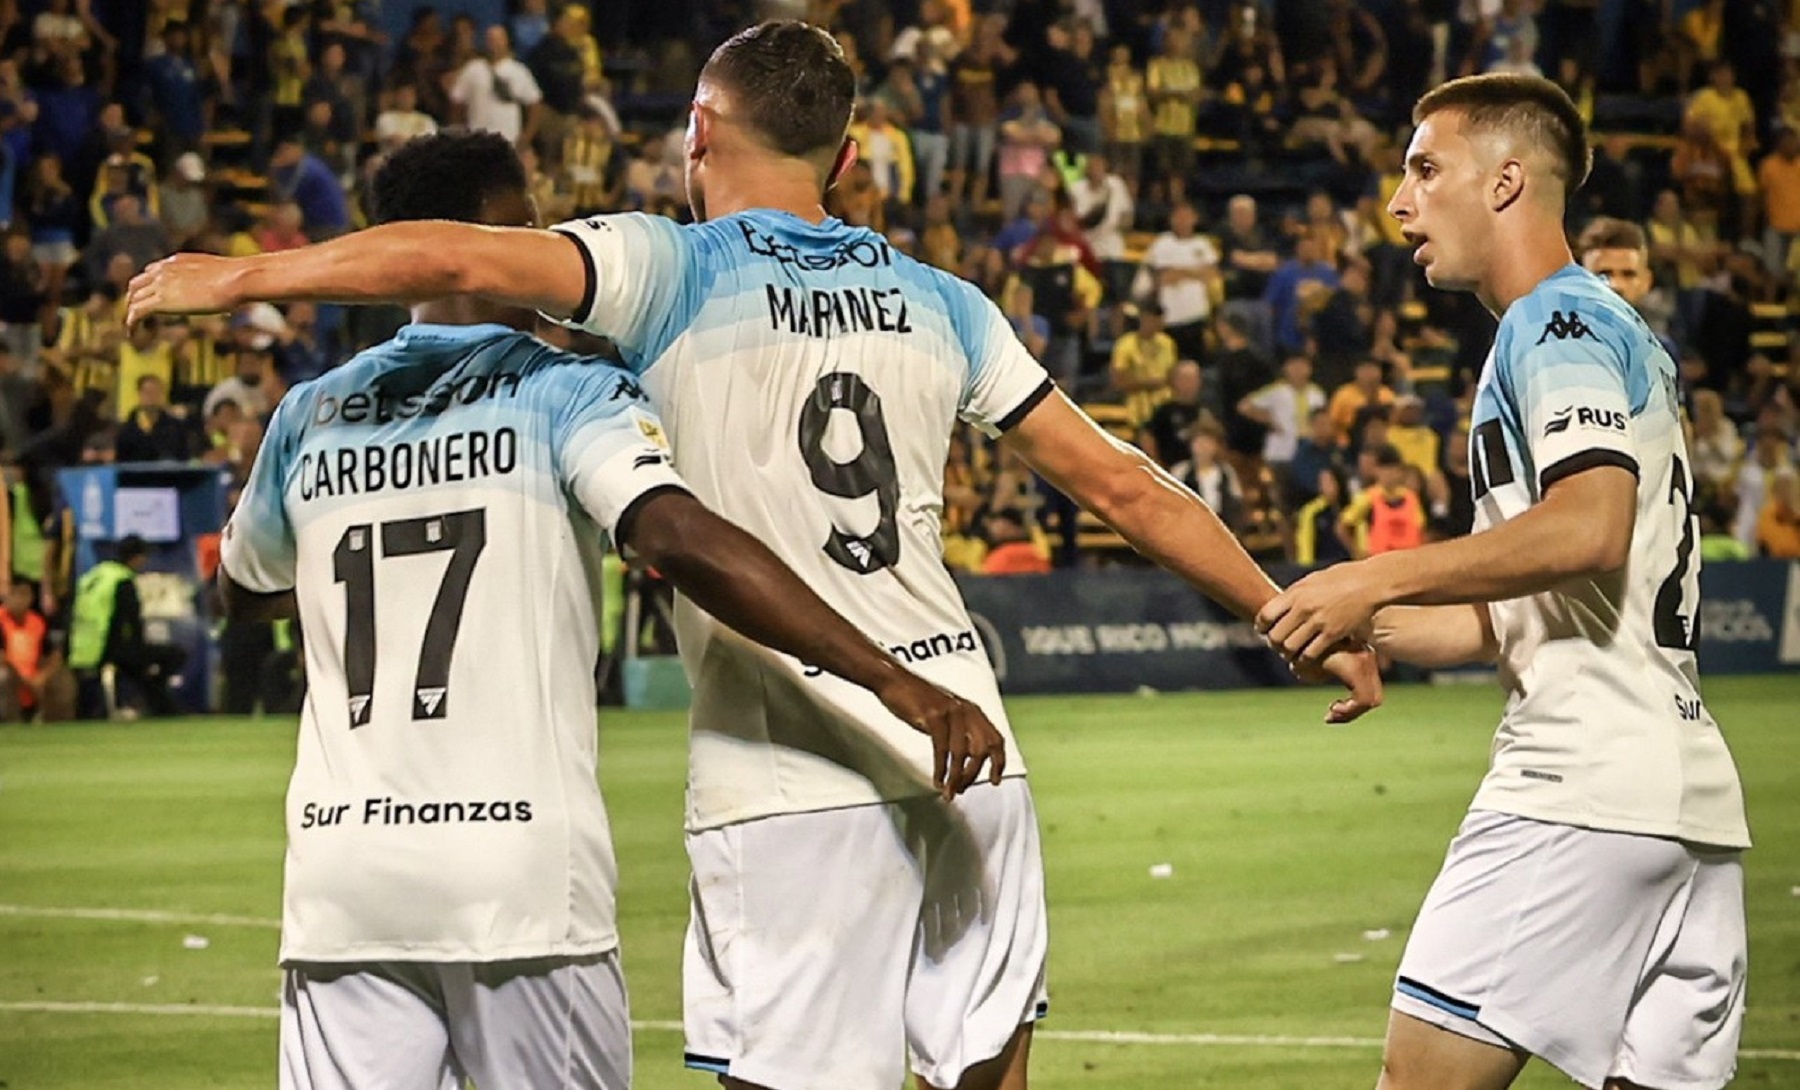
[552,228,598,325]
[1539,448,1639,492]
[615,484,693,549]
[995,378,1056,433]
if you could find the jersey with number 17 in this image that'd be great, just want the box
[551,211,1055,833]
[1465,265,1748,849]
[221,322,689,964]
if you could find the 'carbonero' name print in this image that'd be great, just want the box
[298,428,518,502]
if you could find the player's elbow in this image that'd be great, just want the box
[1560,520,1633,579]
[1080,454,1164,532]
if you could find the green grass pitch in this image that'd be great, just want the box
[2,677,1796,1088]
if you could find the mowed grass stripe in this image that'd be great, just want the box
[2,677,1795,1090]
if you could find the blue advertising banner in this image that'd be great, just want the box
[958,560,1800,695]
[1697,559,1800,676]
[955,569,1298,695]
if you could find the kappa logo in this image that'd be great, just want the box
[1536,310,1596,345]
[609,377,645,402]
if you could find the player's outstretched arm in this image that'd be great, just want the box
[1002,389,1382,723]
[125,223,588,324]
[1258,465,1635,663]
[1370,605,1498,669]
[622,490,1005,798]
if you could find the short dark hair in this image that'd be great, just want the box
[699,21,856,159]
[1373,443,1405,468]
[1414,73,1591,192]
[370,130,527,225]
[1576,215,1648,256]
[117,535,149,563]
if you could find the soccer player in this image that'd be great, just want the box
[218,130,1005,1090]
[128,23,1380,1090]
[1577,215,1688,378]
[1257,75,1749,1090]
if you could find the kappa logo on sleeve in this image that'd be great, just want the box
[1536,310,1596,345]
[1544,405,1628,436]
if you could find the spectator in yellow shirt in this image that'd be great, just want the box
[1386,394,1440,478]
[1686,61,1759,230]
[1757,472,1800,558]
[1327,358,1395,445]
[848,99,915,207]
[116,318,175,418]
[1760,125,1800,271]
[1109,302,1178,425]
[1146,26,1202,184]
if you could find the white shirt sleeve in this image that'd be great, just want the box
[546,214,693,367]
[552,365,691,543]
[947,278,1053,435]
[1503,312,1641,492]
[508,60,543,106]
[449,60,479,106]
[220,397,298,593]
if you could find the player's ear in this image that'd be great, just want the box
[1491,157,1525,213]
[825,137,858,191]
[686,104,711,162]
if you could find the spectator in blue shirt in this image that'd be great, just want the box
[1262,230,1341,355]
[144,22,206,155]
[32,55,99,167]
[269,135,351,239]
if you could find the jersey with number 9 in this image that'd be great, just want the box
[1464,265,1748,849]
[551,211,1055,833]
[222,322,689,963]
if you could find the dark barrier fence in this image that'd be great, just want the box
[955,560,1800,696]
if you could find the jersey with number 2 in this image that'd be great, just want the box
[552,211,1055,832]
[1465,265,1747,848]
[221,322,688,963]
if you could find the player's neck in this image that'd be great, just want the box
[409,299,536,334]
[699,159,830,224]
[1479,216,1575,316]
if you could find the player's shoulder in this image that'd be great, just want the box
[520,342,648,407]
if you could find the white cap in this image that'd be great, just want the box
[174,152,205,183]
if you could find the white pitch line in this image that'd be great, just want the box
[3,1003,1796,1061]
[1039,1028,1382,1049]
[0,1001,277,1019]
[0,904,281,929]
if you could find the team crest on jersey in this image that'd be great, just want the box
[1536,310,1596,345]
[631,409,669,449]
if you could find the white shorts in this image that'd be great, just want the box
[1393,811,1746,1090]
[683,777,1049,1090]
[279,953,630,1090]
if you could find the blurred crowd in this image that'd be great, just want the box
[4,0,1800,666]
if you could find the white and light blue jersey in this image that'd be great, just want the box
[553,210,1053,830]
[1466,266,1747,848]
[222,321,689,962]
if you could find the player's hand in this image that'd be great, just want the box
[1291,644,1384,723]
[877,675,1007,800]
[126,253,245,326]
[1256,561,1386,665]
